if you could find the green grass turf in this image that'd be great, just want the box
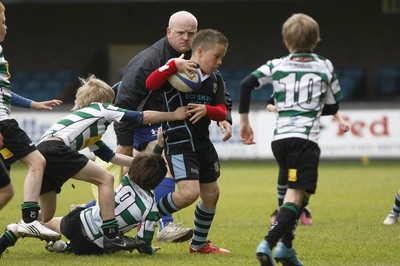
[1,160,400,265]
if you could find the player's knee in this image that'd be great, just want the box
[177,188,199,207]
[35,152,47,168]
[99,171,114,187]
[23,150,46,170]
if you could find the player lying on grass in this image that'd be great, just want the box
[3,147,167,255]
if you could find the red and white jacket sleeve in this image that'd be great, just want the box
[146,59,177,91]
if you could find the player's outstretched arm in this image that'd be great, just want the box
[11,92,62,110]
[142,106,190,124]
[30,99,63,110]
[110,153,134,168]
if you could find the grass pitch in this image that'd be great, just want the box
[1,160,400,265]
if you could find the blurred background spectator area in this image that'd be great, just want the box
[3,0,400,105]
[11,66,400,104]
[220,67,400,103]
[11,70,76,101]
[377,67,400,100]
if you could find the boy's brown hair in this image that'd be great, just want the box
[191,29,228,51]
[128,152,167,190]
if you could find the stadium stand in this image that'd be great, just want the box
[220,68,273,103]
[377,67,400,100]
[335,67,366,101]
[9,67,399,104]
[11,70,75,101]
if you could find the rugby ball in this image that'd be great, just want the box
[168,68,202,93]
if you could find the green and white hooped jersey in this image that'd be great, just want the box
[0,45,12,121]
[80,176,159,248]
[253,53,343,143]
[39,102,134,152]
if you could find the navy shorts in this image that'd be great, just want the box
[37,140,89,194]
[271,138,320,194]
[166,145,220,184]
[0,119,37,170]
[60,207,104,255]
[133,125,159,151]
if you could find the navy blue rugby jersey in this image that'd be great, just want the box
[161,71,226,155]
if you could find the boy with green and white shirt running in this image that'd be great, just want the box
[239,13,344,266]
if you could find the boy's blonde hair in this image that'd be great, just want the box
[191,29,228,51]
[72,75,115,111]
[282,13,321,53]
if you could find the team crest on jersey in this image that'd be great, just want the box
[213,83,218,94]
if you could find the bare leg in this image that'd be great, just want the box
[72,160,115,220]
[199,182,220,209]
[0,182,13,211]
[172,180,200,208]
[44,217,62,234]
[19,150,45,203]
[39,191,57,222]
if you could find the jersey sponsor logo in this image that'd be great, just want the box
[290,55,314,62]
[184,94,213,104]
[131,182,150,201]
[287,62,313,69]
